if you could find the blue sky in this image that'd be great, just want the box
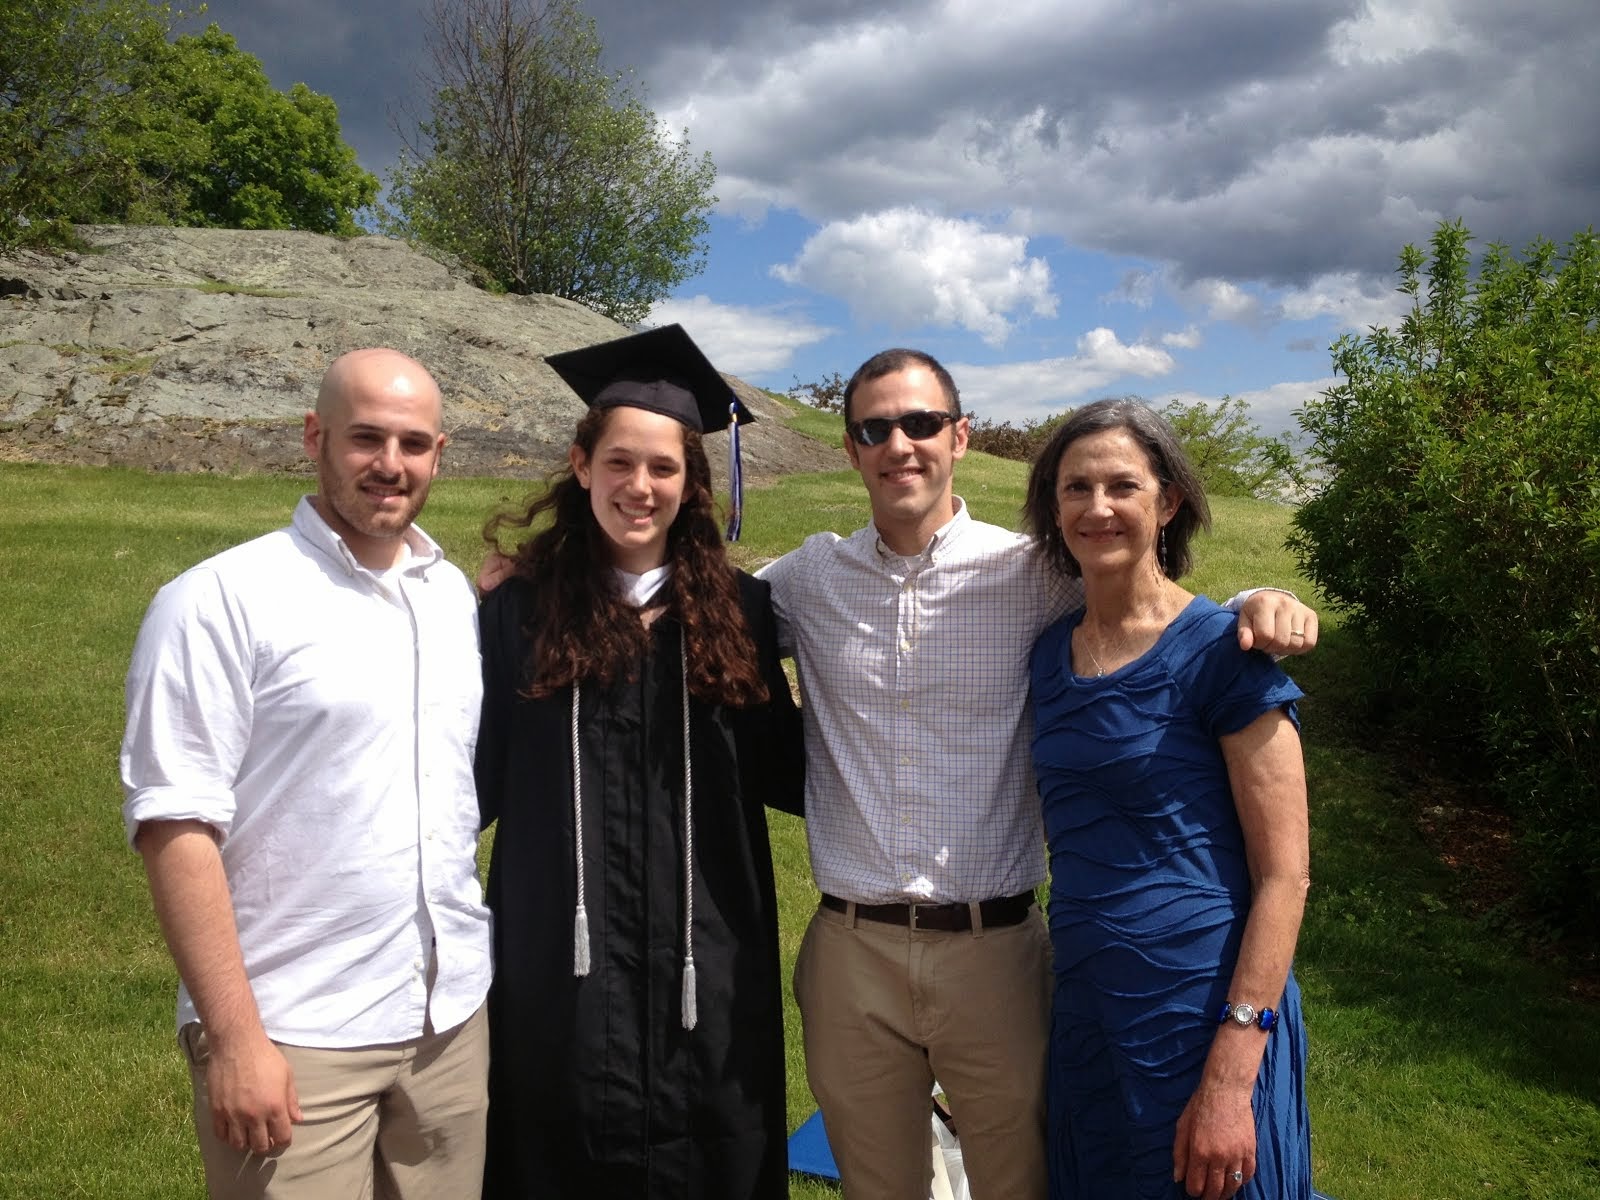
[196,0,1600,436]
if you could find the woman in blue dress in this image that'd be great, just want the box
[1022,398,1312,1200]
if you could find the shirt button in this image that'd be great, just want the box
[900,640,911,652]
[900,699,910,710]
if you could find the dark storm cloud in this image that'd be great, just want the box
[193,0,1600,296]
[187,0,431,174]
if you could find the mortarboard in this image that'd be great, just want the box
[544,324,753,434]
[544,324,752,538]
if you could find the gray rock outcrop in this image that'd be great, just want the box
[0,226,841,480]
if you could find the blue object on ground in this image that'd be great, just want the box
[787,1109,840,1180]
[786,1106,1337,1197]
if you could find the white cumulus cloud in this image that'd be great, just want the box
[647,296,834,379]
[952,327,1177,423]
[772,208,1057,345]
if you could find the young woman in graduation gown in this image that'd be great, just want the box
[474,326,804,1199]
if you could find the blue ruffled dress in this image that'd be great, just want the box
[1030,596,1311,1199]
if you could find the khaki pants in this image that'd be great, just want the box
[179,1004,488,1200]
[794,901,1051,1200]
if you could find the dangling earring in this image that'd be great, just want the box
[1158,525,1168,575]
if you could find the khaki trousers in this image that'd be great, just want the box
[794,900,1052,1200]
[179,1004,488,1200]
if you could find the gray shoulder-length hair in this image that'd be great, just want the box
[1023,397,1212,579]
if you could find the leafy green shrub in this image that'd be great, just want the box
[1157,395,1302,499]
[1290,220,1600,928]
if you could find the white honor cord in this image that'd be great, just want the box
[679,634,697,1030]
[570,683,591,976]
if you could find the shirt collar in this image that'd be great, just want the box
[870,496,971,562]
[612,564,672,607]
[291,495,444,578]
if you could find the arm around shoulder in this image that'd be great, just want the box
[1226,588,1319,656]
[740,572,805,817]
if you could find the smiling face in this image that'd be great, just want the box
[571,405,689,573]
[303,349,445,569]
[1053,426,1181,581]
[843,364,969,554]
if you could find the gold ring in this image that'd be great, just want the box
[1290,629,1304,637]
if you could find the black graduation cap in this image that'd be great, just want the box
[544,324,753,434]
[545,323,752,539]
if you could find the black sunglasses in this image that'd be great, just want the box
[847,410,958,447]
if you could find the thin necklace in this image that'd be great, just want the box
[1076,594,1168,678]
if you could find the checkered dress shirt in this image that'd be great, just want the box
[762,500,1080,904]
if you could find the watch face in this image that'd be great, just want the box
[1230,1003,1257,1027]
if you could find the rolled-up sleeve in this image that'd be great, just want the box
[120,568,254,848]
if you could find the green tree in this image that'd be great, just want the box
[2,7,375,246]
[1156,395,1302,499]
[385,0,716,321]
[790,371,847,413]
[100,25,378,234]
[1290,220,1600,926]
[0,0,174,246]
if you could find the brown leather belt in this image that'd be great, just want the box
[819,891,1034,932]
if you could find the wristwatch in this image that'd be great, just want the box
[1217,1001,1277,1031]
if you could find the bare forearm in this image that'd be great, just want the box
[1204,876,1308,1089]
[137,820,265,1045]
[1209,711,1310,1088]
[137,819,301,1150]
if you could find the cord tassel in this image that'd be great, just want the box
[570,684,591,978]
[724,401,743,542]
[573,904,591,976]
[681,954,697,1030]
[679,636,698,1030]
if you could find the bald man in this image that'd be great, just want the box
[121,349,492,1199]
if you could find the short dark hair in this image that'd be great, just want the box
[842,348,961,424]
[1023,397,1212,579]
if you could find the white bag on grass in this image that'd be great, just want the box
[929,1086,970,1200]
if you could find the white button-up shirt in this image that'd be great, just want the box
[121,498,492,1048]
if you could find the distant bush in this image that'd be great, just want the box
[1290,220,1600,929]
[967,396,1300,502]
[965,411,1067,462]
[1156,396,1302,500]
[790,374,1300,501]
[790,371,846,414]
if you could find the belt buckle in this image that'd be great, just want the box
[907,902,922,931]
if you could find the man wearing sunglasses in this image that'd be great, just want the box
[760,348,1317,1200]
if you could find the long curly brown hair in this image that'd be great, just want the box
[483,406,768,707]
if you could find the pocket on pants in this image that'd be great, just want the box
[793,908,824,1004]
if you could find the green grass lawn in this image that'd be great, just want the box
[1,459,1596,1198]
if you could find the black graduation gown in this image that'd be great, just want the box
[476,571,804,1200]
